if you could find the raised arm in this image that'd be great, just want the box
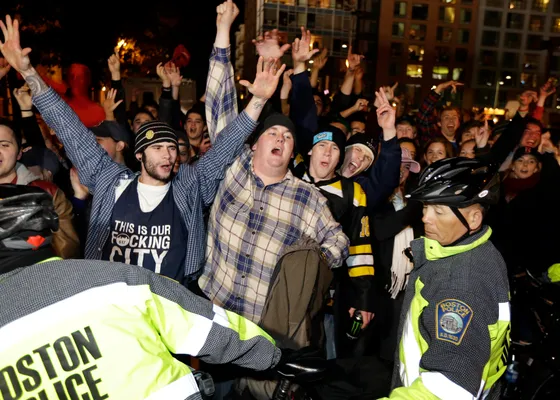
[0,16,123,193]
[205,0,240,142]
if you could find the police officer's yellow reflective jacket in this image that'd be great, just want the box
[382,226,511,400]
[0,259,280,400]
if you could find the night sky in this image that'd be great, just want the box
[3,0,245,96]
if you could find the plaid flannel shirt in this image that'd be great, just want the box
[416,89,444,146]
[33,88,257,279]
[198,147,349,322]
[205,46,238,141]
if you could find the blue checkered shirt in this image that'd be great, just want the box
[33,88,258,279]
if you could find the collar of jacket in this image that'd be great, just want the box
[413,226,492,262]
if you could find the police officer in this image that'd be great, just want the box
[0,185,281,399]
[383,158,510,399]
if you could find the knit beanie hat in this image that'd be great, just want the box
[345,132,376,170]
[251,113,296,146]
[135,121,178,154]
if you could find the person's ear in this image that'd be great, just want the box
[467,206,483,232]
[136,153,142,162]
[116,141,126,152]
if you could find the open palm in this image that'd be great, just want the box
[0,16,32,73]
[240,57,286,100]
[253,29,291,59]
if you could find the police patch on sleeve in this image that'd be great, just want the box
[436,299,473,345]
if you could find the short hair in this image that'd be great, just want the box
[185,103,206,125]
[424,136,455,158]
[0,118,23,150]
[524,117,544,133]
[456,120,483,143]
[438,106,462,121]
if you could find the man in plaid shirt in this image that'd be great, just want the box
[199,1,349,323]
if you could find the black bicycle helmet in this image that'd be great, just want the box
[0,185,59,249]
[406,157,500,207]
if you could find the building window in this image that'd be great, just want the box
[460,9,472,24]
[408,45,424,61]
[409,24,427,40]
[389,62,402,76]
[433,66,449,80]
[308,13,316,29]
[529,15,544,31]
[407,64,423,78]
[555,0,560,12]
[553,18,560,33]
[520,72,538,87]
[455,48,468,63]
[453,67,464,81]
[458,29,470,44]
[392,22,405,38]
[478,69,497,86]
[506,13,525,30]
[481,31,499,47]
[411,4,429,20]
[484,11,502,27]
[531,0,549,12]
[394,2,407,17]
[481,50,498,66]
[509,1,527,10]
[500,72,516,86]
[460,0,473,4]
[487,0,504,6]
[436,47,451,63]
[391,42,404,57]
[502,52,519,68]
[436,27,453,42]
[504,33,522,47]
[439,7,455,23]
[526,35,543,50]
[550,56,560,72]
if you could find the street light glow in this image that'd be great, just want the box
[342,44,348,49]
[506,75,511,79]
[499,81,504,85]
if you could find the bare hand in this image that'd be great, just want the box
[349,308,374,329]
[165,62,183,87]
[312,48,328,70]
[0,57,10,79]
[376,88,396,131]
[0,16,32,73]
[291,27,319,63]
[253,29,291,59]
[354,65,364,81]
[107,50,120,77]
[216,0,240,30]
[347,45,364,71]
[540,79,556,98]
[103,88,124,113]
[13,83,32,109]
[70,167,90,200]
[435,80,464,95]
[156,62,170,87]
[475,117,490,149]
[282,69,294,88]
[354,98,369,112]
[240,57,286,100]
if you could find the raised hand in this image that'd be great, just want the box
[165,62,183,87]
[292,27,319,63]
[103,88,123,112]
[13,83,32,109]
[216,0,240,30]
[0,16,32,73]
[312,48,328,70]
[540,79,556,99]
[240,57,286,100]
[354,65,364,81]
[353,98,369,113]
[347,46,364,71]
[373,82,398,108]
[253,29,291,60]
[435,80,464,95]
[282,69,294,90]
[0,57,10,79]
[156,62,171,87]
[376,88,396,132]
[475,117,490,149]
[107,50,121,79]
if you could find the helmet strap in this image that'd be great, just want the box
[450,207,471,235]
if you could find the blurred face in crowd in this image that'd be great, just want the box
[461,127,477,144]
[132,112,154,134]
[144,105,158,120]
[399,163,411,186]
[173,139,191,173]
[137,142,177,185]
[252,125,294,173]
[424,142,447,165]
[309,140,340,182]
[422,204,483,246]
[330,122,349,138]
[314,95,324,116]
[440,110,460,139]
[540,132,559,154]
[519,91,535,107]
[520,123,541,148]
[28,166,53,182]
[459,140,476,159]
[96,137,125,162]
[0,125,20,181]
[400,141,417,160]
[340,145,372,178]
[510,154,540,180]
[350,121,366,137]
[186,112,205,142]
[396,122,416,139]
